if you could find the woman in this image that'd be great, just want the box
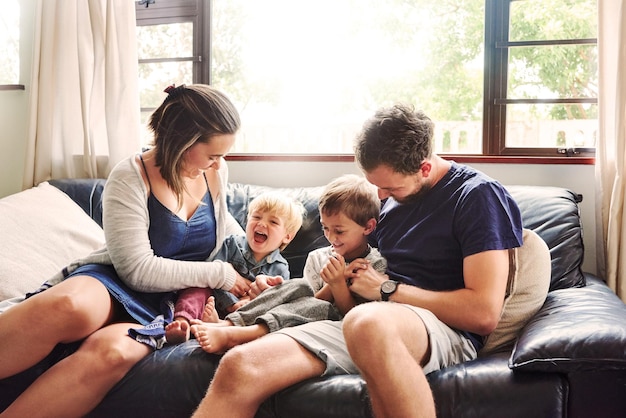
[0,84,251,418]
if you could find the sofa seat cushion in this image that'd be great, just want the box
[428,353,566,418]
[0,182,105,302]
[510,277,626,372]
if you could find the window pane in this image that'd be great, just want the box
[0,0,20,84]
[139,61,193,107]
[509,0,597,42]
[137,23,193,59]
[435,121,482,154]
[137,20,195,147]
[505,103,597,148]
[505,0,597,152]
[138,61,193,146]
[507,44,598,99]
[212,0,484,154]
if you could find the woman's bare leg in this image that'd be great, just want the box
[190,322,270,354]
[0,276,115,379]
[1,322,151,418]
[192,333,326,418]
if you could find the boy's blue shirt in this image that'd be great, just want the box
[212,234,290,315]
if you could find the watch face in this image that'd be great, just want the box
[381,280,397,293]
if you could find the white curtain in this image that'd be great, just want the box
[23,0,140,188]
[596,0,626,301]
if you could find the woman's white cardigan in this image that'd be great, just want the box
[45,155,244,293]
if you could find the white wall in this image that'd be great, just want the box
[228,160,597,275]
[0,88,29,198]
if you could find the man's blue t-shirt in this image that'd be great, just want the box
[370,162,523,292]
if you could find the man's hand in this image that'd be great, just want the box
[348,263,388,301]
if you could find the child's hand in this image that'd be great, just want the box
[227,298,250,312]
[321,253,347,287]
[248,274,284,299]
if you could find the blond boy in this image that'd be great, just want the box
[165,192,304,344]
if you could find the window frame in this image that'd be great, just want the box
[136,0,596,165]
[483,0,597,162]
[0,0,23,90]
[135,0,210,115]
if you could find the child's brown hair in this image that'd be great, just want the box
[318,174,380,227]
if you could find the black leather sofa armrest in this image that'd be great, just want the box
[509,275,626,373]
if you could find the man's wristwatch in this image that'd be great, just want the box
[380,280,399,301]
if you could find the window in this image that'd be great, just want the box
[485,0,597,158]
[0,0,22,89]
[136,0,597,160]
[211,0,487,156]
[135,0,209,144]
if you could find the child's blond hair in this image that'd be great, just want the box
[319,174,380,226]
[247,192,306,250]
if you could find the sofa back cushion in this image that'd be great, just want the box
[49,178,105,227]
[506,185,585,291]
[227,183,326,278]
[44,179,586,292]
[227,183,586,292]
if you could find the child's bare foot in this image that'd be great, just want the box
[165,319,190,344]
[190,324,234,354]
[190,323,270,354]
[201,296,220,323]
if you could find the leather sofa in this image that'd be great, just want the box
[2,179,626,418]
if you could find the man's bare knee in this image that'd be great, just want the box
[342,304,390,359]
[343,303,387,338]
[218,345,259,380]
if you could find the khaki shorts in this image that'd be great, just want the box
[276,303,477,376]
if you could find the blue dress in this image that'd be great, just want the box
[67,159,217,346]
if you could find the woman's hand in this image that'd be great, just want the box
[247,274,284,299]
[229,273,252,298]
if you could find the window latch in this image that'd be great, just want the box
[557,148,580,157]
[138,0,155,8]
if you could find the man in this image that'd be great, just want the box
[192,104,523,418]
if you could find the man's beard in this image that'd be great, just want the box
[394,182,432,205]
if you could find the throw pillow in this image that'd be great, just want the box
[479,228,551,355]
[0,182,105,302]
